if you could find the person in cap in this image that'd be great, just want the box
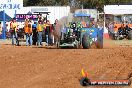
[37,21,43,46]
[24,19,33,46]
[10,18,19,46]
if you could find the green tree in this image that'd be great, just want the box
[23,0,132,12]
[25,0,55,6]
[23,0,28,6]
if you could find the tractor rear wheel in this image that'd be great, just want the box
[82,34,91,49]
[96,34,103,49]
[128,30,132,40]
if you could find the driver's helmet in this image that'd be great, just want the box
[72,22,76,29]
[69,22,76,29]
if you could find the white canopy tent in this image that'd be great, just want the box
[103,5,132,35]
[104,5,132,15]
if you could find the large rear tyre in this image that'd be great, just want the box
[96,34,103,49]
[128,30,132,40]
[82,34,91,49]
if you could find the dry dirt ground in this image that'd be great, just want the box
[0,39,132,88]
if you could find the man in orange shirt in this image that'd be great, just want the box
[28,20,33,46]
[37,21,43,46]
[24,18,29,46]
[24,19,33,46]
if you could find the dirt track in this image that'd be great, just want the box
[0,39,132,88]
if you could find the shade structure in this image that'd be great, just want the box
[0,11,12,22]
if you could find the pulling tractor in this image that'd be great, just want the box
[57,13,104,49]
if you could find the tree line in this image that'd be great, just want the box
[23,0,132,12]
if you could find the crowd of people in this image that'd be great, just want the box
[9,17,60,46]
[0,16,104,47]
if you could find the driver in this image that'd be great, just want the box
[81,19,87,27]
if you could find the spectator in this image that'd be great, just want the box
[37,21,43,46]
[53,19,61,45]
[45,20,53,45]
[24,18,29,46]
[0,22,2,35]
[24,19,33,46]
[10,18,19,46]
[32,22,37,45]
[28,20,33,46]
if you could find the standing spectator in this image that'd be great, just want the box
[53,19,61,45]
[43,21,47,42]
[5,22,10,39]
[24,19,33,46]
[37,21,43,46]
[24,18,29,46]
[0,22,2,35]
[10,18,19,46]
[54,19,59,30]
[19,22,25,39]
[28,20,33,46]
[32,22,37,45]
[92,20,95,28]
[45,20,53,45]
